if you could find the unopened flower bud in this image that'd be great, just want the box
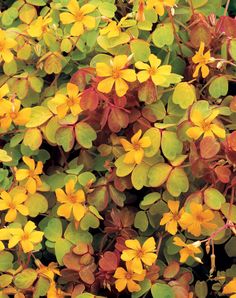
[192,240,201,247]
[205,242,210,254]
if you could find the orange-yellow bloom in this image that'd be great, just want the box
[187,108,225,140]
[15,156,43,194]
[0,99,31,130]
[135,54,182,86]
[0,189,28,222]
[60,0,96,37]
[146,0,176,16]
[47,281,68,298]
[0,228,11,251]
[8,221,44,253]
[223,278,236,298]
[49,83,82,119]
[96,55,136,97]
[173,236,202,263]
[36,260,60,281]
[179,202,216,237]
[121,237,157,273]
[55,179,86,222]
[114,261,146,292]
[160,200,182,235]
[0,29,17,63]
[0,83,11,115]
[27,15,52,38]
[120,129,151,165]
[192,42,212,78]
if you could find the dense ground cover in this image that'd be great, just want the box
[0,0,236,297]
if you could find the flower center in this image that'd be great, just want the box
[201,121,211,132]
[173,213,180,221]
[75,11,84,21]
[68,194,77,203]
[0,41,5,51]
[133,142,141,151]
[136,248,144,258]
[125,272,133,280]
[149,67,157,76]
[22,233,29,240]
[10,112,17,119]
[112,69,121,79]
[67,97,75,107]
[8,202,16,209]
[198,56,208,64]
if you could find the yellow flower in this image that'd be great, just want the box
[15,156,43,194]
[114,261,146,292]
[55,179,86,222]
[8,221,44,253]
[0,83,12,115]
[135,54,181,87]
[60,0,96,36]
[121,237,157,274]
[36,260,60,281]
[27,15,52,38]
[100,21,121,38]
[160,200,182,235]
[47,281,67,298]
[0,228,11,251]
[223,278,236,298]
[50,83,82,119]
[173,236,202,263]
[179,202,216,237]
[0,189,28,222]
[192,42,212,78]
[120,129,151,165]
[186,108,225,140]
[0,29,17,63]
[96,55,136,97]
[146,0,176,16]
[0,99,31,131]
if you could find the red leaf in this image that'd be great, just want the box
[80,88,99,111]
[99,251,119,272]
[200,136,220,159]
[108,108,129,132]
[214,166,231,183]
[163,261,180,279]
[216,16,236,38]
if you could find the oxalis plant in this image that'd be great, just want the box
[0,0,236,297]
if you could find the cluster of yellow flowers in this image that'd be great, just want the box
[114,237,157,292]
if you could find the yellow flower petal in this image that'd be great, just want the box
[82,16,96,30]
[131,257,143,274]
[141,252,157,266]
[96,62,112,77]
[137,70,150,83]
[120,139,133,152]
[80,4,96,15]
[68,0,80,15]
[114,267,127,279]
[186,127,204,140]
[123,151,136,164]
[71,21,84,36]
[168,200,179,214]
[120,69,136,82]
[57,203,72,219]
[135,61,150,70]
[115,78,129,97]
[113,55,128,70]
[115,278,127,292]
[97,77,115,94]
[5,208,17,222]
[142,236,156,253]
[15,169,30,181]
[149,54,161,68]
[72,203,85,221]
[201,64,209,78]
[24,221,36,234]
[16,204,29,216]
[223,278,236,295]
[0,83,9,98]
[210,124,225,139]
[26,177,37,194]
[21,239,34,253]
[60,12,76,24]
[65,179,76,194]
[131,129,142,144]
[127,279,141,292]
[139,136,151,148]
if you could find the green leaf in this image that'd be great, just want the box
[25,193,48,217]
[134,211,148,232]
[80,213,100,231]
[130,39,151,62]
[14,269,37,289]
[148,163,172,187]
[143,128,161,157]
[166,167,189,197]
[23,128,42,150]
[152,23,174,48]
[161,131,183,161]
[26,0,46,5]
[28,76,43,93]
[132,279,152,298]
[55,238,73,265]
[0,251,13,271]
[195,280,208,298]
[75,122,97,149]
[0,274,13,288]
[64,223,92,244]
[131,162,149,190]
[1,7,18,26]
[56,126,74,152]
[115,155,135,177]
[172,82,196,109]
[221,203,236,223]
[192,0,208,8]
[225,237,236,257]
[151,283,175,298]
[78,172,96,186]
[26,106,52,128]
[44,218,63,242]
[204,188,225,210]
[98,2,117,18]
[229,39,236,61]
[209,76,228,99]
[140,192,161,209]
